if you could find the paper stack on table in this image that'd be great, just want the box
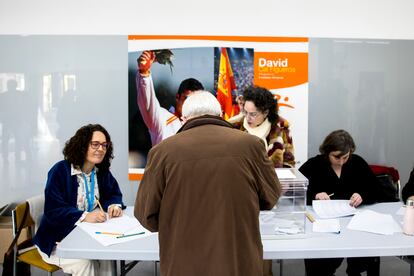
[313,219,340,234]
[347,209,402,235]
[77,214,153,246]
[312,200,357,219]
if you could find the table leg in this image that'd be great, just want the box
[111,260,117,276]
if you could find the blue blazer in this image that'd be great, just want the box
[33,160,125,256]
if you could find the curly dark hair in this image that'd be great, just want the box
[319,129,356,157]
[63,124,113,171]
[242,86,278,124]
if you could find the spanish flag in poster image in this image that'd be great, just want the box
[217,48,237,120]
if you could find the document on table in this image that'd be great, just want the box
[347,209,402,235]
[77,214,153,246]
[312,200,357,219]
[313,219,340,234]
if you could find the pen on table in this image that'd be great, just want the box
[95,195,104,213]
[95,232,123,235]
[305,212,315,223]
[116,232,146,239]
[328,193,334,197]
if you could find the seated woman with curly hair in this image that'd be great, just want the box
[34,124,125,276]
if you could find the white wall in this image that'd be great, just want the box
[308,38,414,188]
[1,1,414,207]
[1,0,414,39]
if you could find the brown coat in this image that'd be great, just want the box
[135,115,281,276]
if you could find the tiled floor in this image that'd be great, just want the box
[2,256,410,275]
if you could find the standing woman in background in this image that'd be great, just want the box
[34,124,125,276]
[299,129,381,276]
[229,85,295,168]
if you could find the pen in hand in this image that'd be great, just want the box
[328,193,334,197]
[93,195,108,222]
[95,195,104,213]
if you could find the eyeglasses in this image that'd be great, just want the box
[242,110,260,119]
[90,141,110,150]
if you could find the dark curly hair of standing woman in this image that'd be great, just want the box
[242,86,279,124]
[63,124,114,171]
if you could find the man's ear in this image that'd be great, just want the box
[176,93,180,101]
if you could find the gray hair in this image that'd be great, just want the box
[182,91,222,119]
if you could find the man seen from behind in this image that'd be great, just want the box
[134,91,281,276]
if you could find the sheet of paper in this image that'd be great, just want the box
[313,219,340,233]
[347,209,401,235]
[275,169,296,179]
[312,200,357,219]
[396,206,405,216]
[77,214,153,246]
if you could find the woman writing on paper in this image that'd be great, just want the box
[299,129,381,276]
[34,124,125,276]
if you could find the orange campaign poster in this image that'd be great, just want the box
[254,52,308,90]
[128,36,308,180]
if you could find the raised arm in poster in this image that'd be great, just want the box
[128,46,254,172]
[129,47,214,170]
[136,49,204,146]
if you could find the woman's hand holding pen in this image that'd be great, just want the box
[84,210,107,223]
[315,192,333,200]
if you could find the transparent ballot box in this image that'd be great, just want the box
[260,168,308,239]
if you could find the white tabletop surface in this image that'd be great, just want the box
[56,202,414,261]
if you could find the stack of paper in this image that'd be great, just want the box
[347,210,402,235]
[77,214,153,246]
[313,219,340,234]
[312,200,357,219]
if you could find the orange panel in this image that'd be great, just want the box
[128,173,144,181]
[254,52,308,90]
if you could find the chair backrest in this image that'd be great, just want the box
[11,200,60,275]
[27,194,45,234]
[370,164,401,202]
[12,202,34,239]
